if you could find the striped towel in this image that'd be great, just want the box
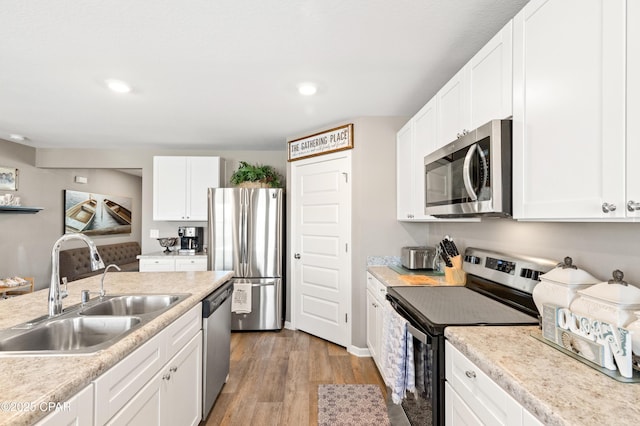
[380,300,415,404]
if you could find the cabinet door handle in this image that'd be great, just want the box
[294,253,301,259]
[602,203,617,213]
[465,370,476,379]
[163,373,171,381]
[170,366,178,373]
[627,201,640,212]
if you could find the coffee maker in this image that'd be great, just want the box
[178,226,204,254]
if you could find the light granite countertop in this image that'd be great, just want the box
[370,265,640,424]
[367,265,459,287]
[0,270,233,426]
[445,326,640,425]
[137,251,207,259]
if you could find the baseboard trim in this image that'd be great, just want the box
[348,345,371,357]
[284,321,295,330]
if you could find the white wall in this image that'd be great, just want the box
[0,139,142,290]
[36,147,287,254]
[426,220,640,284]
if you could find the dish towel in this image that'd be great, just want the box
[231,283,252,314]
[380,300,415,404]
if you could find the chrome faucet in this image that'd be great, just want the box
[81,264,121,306]
[49,233,105,317]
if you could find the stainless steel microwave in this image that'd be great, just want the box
[424,119,511,218]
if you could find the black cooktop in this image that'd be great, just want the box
[387,285,538,335]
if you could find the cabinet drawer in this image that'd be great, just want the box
[445,342,521,426]
[366,272,387,303]
[139,258,175,272]
[175,257,207,271]
[164,303,201,362]
[94,332,164,425]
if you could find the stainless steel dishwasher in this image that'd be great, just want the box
[202,280,233,418]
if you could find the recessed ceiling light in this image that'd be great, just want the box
[9,134,27,142]
[297,82,318,96]
[105,79,132,94]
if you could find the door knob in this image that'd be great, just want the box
[627,201,640,212]
[294,253,301,259]
[602,202,616,213]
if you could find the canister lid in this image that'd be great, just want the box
[578,270,640,306]
[539,257,599,286]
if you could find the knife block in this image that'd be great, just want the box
[444,266,466,285]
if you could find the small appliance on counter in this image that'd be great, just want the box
[401,246,435,270]
[178,226,204,253]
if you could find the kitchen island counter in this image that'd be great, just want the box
[0,270,233,426]
[445,326,640,425]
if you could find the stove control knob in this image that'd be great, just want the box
[464,255,480,265]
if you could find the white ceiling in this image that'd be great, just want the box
[0,0,528,151]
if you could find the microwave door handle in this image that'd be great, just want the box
[477,145,488,191]
[463,143,479,201]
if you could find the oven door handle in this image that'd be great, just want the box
[407,323,428,344]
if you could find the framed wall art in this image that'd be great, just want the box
[64,190,132,236]
[0,167,18,191]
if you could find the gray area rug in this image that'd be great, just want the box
[318,384,390,426]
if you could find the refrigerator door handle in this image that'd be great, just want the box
[240,190,247,275]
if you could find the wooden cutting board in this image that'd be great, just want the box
[398,275,443,285]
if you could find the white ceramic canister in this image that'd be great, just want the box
[627,312,640,357]
[570,270,640,328]
[532,256,600,316]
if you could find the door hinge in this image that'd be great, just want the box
[345,313,348,323]
[345,243,348,253]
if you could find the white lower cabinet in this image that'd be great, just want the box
[107,331,202,426]
[139,258,175,272]
[91,303,202,425]
[175,257,208,272]
[36,383,94,426]
[365,272,387,380]
[139,257,207,272]
[445,382,482,426]
[445,341,542,426]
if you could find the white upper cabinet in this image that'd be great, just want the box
[397,19,512,222]
[469,20,513,129]
[436,20,513,148]
[153,156,223,221]
[437,67,470,147]
[396,121,414,220]
[397,99,439,221]
[512,0,627,220]
[627,1,640,217]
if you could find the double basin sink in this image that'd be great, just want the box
[0,294,190,356]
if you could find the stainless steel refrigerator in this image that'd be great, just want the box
[207,187,284,331]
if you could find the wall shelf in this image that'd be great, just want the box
[0,206,43,214]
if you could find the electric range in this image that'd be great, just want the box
[385,247,557,425]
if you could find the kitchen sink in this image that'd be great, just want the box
[0,293,191,356]
[80,294,184,316]
[0,316,141,355]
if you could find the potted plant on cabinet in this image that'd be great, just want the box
[230,161,282,188]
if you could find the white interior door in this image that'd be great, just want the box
[291,151,351,347]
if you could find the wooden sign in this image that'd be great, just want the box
[288,123,353,162]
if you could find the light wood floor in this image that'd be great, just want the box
[202,328,387,426]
